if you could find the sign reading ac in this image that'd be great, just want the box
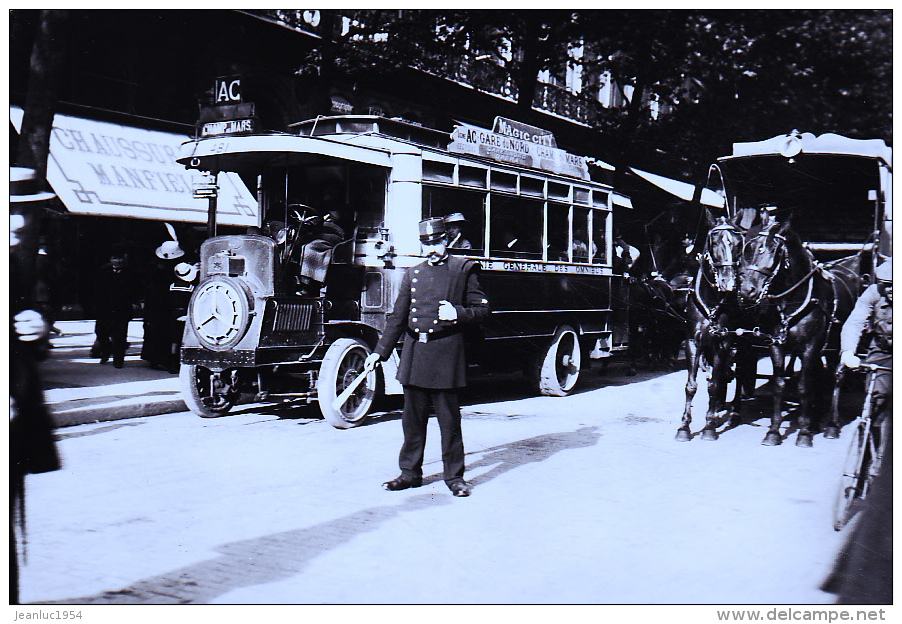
[215,76,242,104]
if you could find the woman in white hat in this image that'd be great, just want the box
[142,235,186,371]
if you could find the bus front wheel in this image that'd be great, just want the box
[180,364,237,417]
[533,325,581,397]
[317,338,379,428]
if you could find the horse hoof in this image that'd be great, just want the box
[795,433,813,448]
[700,429,719,441]
[675,429,692,442]
[728,412,742,427]
[823,426,840,440]
[762,432,782,446]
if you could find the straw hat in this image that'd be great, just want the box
[156,240,185,260]
[11,167,56,202]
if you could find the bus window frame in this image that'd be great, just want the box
[419,151,613,268]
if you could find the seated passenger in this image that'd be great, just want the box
[444,213,473,250]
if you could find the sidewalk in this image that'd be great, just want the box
[39,320,185,427]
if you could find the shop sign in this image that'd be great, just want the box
[10,106,257,226]
[450,122,589,180]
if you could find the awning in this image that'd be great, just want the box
[11,106,257,227]
[629,167,726,208]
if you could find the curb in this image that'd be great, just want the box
[50,398,188,428]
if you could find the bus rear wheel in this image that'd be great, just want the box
[317,338,379,428]
[180,364,237,417]
[533,325,581,396]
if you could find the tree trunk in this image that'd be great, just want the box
[15,10,69,308]
[17,10,69,176]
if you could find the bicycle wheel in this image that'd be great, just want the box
[832,420,871,531]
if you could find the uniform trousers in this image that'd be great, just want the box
[398,386,465,483]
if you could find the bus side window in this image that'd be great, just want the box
[422,185,485,253]
[490,196,543,259]
[547,202,569,261]
[592,210,609,265]
[572,206,592,262]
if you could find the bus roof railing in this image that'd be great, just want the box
[290,115,449,149]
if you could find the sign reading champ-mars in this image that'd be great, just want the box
[10,106,257,226]
[449,118,589,180]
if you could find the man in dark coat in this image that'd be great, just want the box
[365,217,490,496]
[94,244,140,368]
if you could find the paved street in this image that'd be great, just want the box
[19,360,855,606]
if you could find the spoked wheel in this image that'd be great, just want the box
[533,325,581,397]
[832,420,871,531]
[317,338,379,429]
[180,364,237,418]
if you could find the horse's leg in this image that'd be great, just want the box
[762,345,785,446]
[701,338,730,441]
[823,364,845,439]
[795,340,825,447]
[729,345,755,427]
[677,333,699,441]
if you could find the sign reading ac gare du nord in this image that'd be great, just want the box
[449,116,590,180]
[9,106,257,227]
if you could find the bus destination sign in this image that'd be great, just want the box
[449,122,589,180]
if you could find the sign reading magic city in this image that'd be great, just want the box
[449,117,590,180]
[10,106,257,226]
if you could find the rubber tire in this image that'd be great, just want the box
[317,338,378,429]
[534,325,581,397]
[180,364,236,418]
[832,420,869,531]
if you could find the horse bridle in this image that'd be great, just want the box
[703,223,742,280]
[741,230,788,302]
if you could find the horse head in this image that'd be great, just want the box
[738,219,791,305]
[703,218,744,293]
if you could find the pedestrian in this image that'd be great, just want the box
[822,258,892,604]
[142,238,185,370]
[93,243,140,368]
[364,217,490,497]
[839,259,892,423]
[444,212,473,250]
[10,167,62,604]
[168,261,198,373]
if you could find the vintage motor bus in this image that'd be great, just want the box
[177,114,629,427]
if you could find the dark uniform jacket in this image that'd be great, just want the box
[375,256,490,389]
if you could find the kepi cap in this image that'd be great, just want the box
[875,260,891,282]
[419,217,447,243]
[11,167,56,203]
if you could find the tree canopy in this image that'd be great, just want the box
[262,9,891,180]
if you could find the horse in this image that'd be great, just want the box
[735,219,857,447]
[676,217,747,441]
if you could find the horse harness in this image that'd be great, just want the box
[733,229,837,347]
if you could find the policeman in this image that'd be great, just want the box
[365,217,490,496]
[839,259,892,422]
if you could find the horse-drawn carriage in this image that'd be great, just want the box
[675,131,891,446]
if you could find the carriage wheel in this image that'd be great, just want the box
[317,338,379,429]
[180,364,236,418]
[831,420,871,531]
[534,325,581,397]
